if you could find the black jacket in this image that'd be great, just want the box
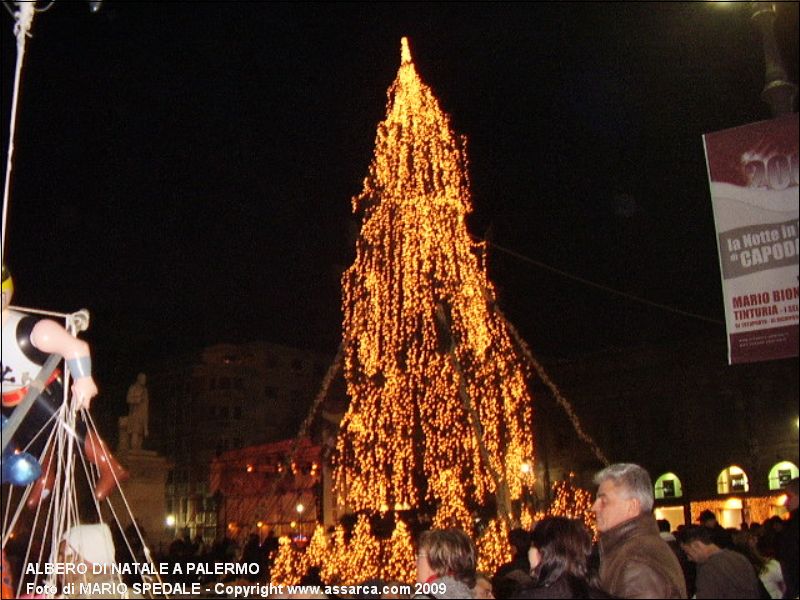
[511,575,612,599]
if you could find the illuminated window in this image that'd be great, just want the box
[717,465,749,494]
[654,472,683,499]
[768,461,799,490]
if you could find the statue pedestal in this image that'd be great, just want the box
[104,449,172,553]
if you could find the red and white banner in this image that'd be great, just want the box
[703,114,799,364]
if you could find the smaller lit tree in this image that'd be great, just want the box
[271,536,303,586]
[383,519,415,583]
[300,525,330,576]
[476,518,511,575]
[320,524,348,584]
[347,514,382,583]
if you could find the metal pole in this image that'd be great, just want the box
[750,2,798,116]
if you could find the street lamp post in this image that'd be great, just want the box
[750,2,798,116]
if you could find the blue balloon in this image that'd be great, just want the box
[1,414,43,486]
[2,452,42,486]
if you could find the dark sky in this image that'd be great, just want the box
[2,2,798,388]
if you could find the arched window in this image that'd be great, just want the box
[768,461,799,490]
[717,465,749,494]
[654,472,683,499]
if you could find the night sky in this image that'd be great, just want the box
[2,2,798,391]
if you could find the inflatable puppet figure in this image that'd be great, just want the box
[1,265,128,502]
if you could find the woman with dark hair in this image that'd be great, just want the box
[511,517,609,599]
[732,530,785,599]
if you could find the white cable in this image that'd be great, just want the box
[9,304,71,318]
[83,410,167,595]
[2,1,35,268]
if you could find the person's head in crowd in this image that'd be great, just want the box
[657,519,671,534]
[753,530,777,559]
[528,516,594,591]
[677,525,719,563]
[592,463,654,533]
[766,515,785,527]
[508,528,530,560]
[416,528,477,588]
[732,530,769,575]
[472,572,495,599]
[697,510,718,528]
[299,566,324,586]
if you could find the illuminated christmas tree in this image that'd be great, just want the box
[476,518,512,575]
[320,524,348,584]
[335,38,536,531]
[347,515,382,582]
[301,525,330,575]
[271,536,303,585]
[383,519,415,583]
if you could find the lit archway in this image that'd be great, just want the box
[717,465,749,494]
[768,461,799,490]
[654,472,683,499]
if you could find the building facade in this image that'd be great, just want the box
[531,334,798,528]
[209,437,321,542]
[147,342,331,542]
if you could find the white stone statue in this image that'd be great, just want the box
[125,372,149,451]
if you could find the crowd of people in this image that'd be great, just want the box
[234,465,800,599]
[295,465,795,600]
[415,467,798,600]
[1,465,797,599]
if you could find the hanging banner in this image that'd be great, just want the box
[703,113,799,364]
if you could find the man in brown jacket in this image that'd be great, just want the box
[593,463,687,599]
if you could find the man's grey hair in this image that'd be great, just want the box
[594,463,654,513]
